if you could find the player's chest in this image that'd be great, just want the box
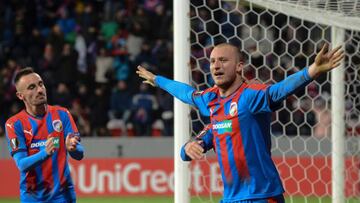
[22,118,65,147]
[208,100,246,136]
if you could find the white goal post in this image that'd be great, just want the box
[173,1,191,203]
[173,1,360,203]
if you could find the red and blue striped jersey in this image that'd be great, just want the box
[5,105,79,202]
[158,67,312,202]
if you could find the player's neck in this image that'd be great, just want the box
[26,104,47,117]
[219,77,243,97]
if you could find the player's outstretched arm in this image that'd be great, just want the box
[308,44,344,79]
[248,44,345,113]
[136,65,197,106]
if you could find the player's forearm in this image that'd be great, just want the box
[13,150,50,173]
[268,67,312,104]
[69,143,84,160]
[155,76,196,105]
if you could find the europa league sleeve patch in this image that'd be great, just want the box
[193,90,204,97]
[10,138,19,151]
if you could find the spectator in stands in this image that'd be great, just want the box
[74,28,88,74]
[134,42,158,70]
[55,43,78,90]
[95,47,114,85]
[109,80,132,122]
[47,25,65,58]
[52,83,72,109]
[313,96,331,138]
[89,87,109,136]
[131,83,159,136]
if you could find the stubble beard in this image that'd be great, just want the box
[34,96,47,106]
[214,75,236,90]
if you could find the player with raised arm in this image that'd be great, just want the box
[137,43,344,202]
[5,67,84,203]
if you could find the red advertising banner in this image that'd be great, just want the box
[0,157,359,197]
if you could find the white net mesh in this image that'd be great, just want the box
[188,0,360,202]
[247,0,360,31]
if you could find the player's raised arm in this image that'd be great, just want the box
[308,44,344,78]
[136,65,197,106]
[266,44,344,108]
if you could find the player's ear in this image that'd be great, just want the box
[16,91,24,101]
[236,61,243,74]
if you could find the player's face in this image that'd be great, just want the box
[16,73,47,106]
[210,46,242,89]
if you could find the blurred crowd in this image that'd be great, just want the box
[0,0,174,137]
[1,0,359,137]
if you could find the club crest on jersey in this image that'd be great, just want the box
[229,102,237,116]
[213,120,232,134]
[10,138,19,151]
[52,120,63,132]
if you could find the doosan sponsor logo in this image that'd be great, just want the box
[213,120,232,134]
[30,141,46,148]
[213,122,232,130]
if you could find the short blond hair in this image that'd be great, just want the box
[214,43,245,62]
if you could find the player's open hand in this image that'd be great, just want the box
[66,134,80,152]
[308,44,345,78]
[185,140,205,160]
[45,137,56,155]
[136,65,156,86]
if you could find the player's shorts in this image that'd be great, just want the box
[220,194,285,203]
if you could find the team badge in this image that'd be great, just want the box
[229,102,237,116]
[10,138,19,151]
[52,120,63,132]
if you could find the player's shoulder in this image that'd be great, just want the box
[6,110,26,125]
[193,86,218,97]
[245,80,268,91]
[48,104,70,113]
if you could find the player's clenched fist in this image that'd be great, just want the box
[185,140,205,160]
[45,137,56,155]
[66,134,80,152]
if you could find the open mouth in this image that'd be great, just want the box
[214,72,224,77]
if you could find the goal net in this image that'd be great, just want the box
[180,0,360,202]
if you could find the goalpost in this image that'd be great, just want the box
[174,0,360,203]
